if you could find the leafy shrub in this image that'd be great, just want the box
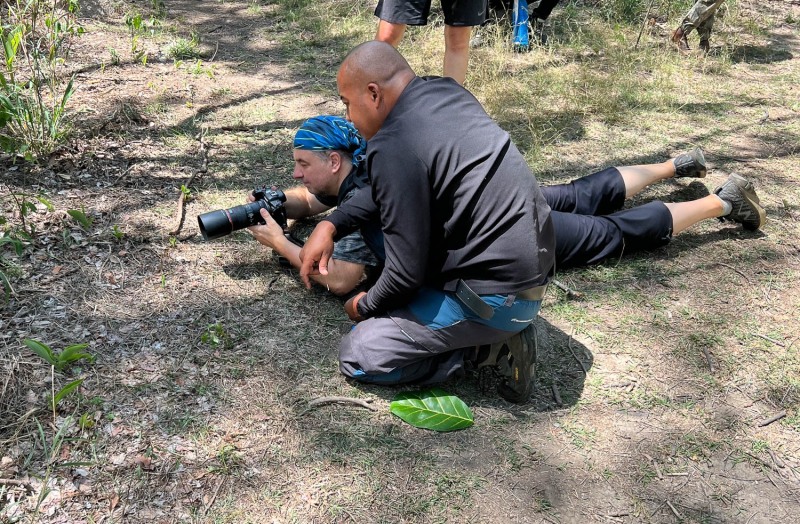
[0,0,84,159]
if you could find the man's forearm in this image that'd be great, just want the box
[269,234,365,296]
[282,186,330,219]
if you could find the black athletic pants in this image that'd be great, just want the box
[542,167,674,269]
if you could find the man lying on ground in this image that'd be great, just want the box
[249,116,765,290]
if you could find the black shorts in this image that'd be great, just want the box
[375,0,487,27]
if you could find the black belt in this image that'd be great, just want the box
[454,280,548,320]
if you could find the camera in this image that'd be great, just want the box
[197,186,288,241]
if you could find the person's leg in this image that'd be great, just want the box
[552,201,674,268]
[443,25,473,84]
[665,195,722,234]
[617,161,677,198]
[441,0,485,83]
[668,172,766,233]
[620,147,707,197]
[697,14,715,52]
[339,287,541,400]
[541,167,627,216]
[673,0,725,49]
[376,20,407,46]
[552,173,766,268]
[374,0,430,46]
[543,148,706,215]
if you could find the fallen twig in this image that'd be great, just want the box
[744,451,782,474]
[306,396,377,412]
[752,333,785,347]
[713,262,752,283]
[757,411,787,427]
[643,454,663,480]
[169,132,210,237]
[551,384,563,407]
[567,331,589,375]
[0,478,33,489]
[767,449,786,468]
[203,476,225,515]
[666,500,682,520]
[700,346,715,373]
[551,279,582,299]
[111,163,136,186]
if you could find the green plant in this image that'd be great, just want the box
[78,412,95,430]
[209,443,242,474]
[0,0,83,159]
[108,47,120,65]
[180,184,192,199]
[201,322,232,349]
[125,12,160,64]
[1,191,52,299]
[166,36,200,60]
[67,206,93,229]
[24,339,95,372]
[111,224,125,240]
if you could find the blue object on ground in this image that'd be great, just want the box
[513,0,530,50]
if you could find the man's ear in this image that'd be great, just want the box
[329,151,342,171]
[367,82,381,107]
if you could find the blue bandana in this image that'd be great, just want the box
[293,116,366,168]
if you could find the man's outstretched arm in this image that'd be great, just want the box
[248,209,365,296]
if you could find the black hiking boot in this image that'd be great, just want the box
[713,173,766,231]
[673,147,707,178]
[481,324,537,403]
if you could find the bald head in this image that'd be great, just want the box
[340,41,414,86]
[336,42,416,140]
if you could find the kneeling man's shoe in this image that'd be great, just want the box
[674,147,707,178]
[496,324,538,403]
[714,173,766,231]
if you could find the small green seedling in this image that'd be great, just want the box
[24,339,95,372]
[67,207,93,229]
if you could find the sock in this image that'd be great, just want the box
[716,195,733,216]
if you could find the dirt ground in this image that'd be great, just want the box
[2,0,800,523]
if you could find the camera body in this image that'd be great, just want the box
[197,186,288,241]
[252,186,289,230]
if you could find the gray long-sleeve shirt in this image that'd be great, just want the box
[326,76,555,318]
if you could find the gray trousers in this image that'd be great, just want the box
[339,287,542,385]
[680,0,727,40]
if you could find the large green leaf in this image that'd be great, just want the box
[390,388,474,432]
[52,378,84,409]
[24,338,57,366]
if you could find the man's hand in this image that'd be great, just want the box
[247,209,285,248]
[344,291,367,322]
[299,221,337,288]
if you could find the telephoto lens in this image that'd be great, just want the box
[197,201,268,240]
[197,188,287,241]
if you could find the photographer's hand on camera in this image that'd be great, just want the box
[246,208,286,250]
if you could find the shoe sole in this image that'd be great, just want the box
[497,324,537,403]
[692,147,707,178]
